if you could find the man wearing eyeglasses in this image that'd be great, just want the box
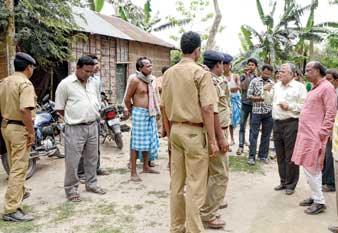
[77,55,110,182]
[0,52,37,222]
[55,55,106,203]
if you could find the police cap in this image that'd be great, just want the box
[203,50,224,63]
[222,53,233,64]
[15,52,36,66]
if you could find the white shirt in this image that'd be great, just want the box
[265,79,307,120]
[55,74,100,125]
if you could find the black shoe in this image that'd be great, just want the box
[2,210,34,222]
[299,198,314,207]
[274,184,286,191]
[247,158,255,165]
[22,191,31,201]
[285,189,295,195]
[305,203,326,215]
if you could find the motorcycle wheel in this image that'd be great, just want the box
[54,147,64,158]
[1,153,36,180]
[115,133,123,149]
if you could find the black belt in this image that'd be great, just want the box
[274,118,298,124]
[7,120,24,126]
[72,121,95,126]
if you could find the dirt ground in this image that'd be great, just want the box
[0,128,337,233]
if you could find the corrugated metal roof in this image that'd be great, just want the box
[72,6,132,40]
[99,14,176,49]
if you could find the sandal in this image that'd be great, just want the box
[205,218,225,229]
[86,186,106,195]
[67,194,81,202]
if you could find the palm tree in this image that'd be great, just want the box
[238,0,302,65]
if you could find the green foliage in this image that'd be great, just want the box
[94,0,105,12]
[170,50,182,65]
[0,1,10,38]
[237,0,337,70]
[14,0,82,68]
[319,34,338,68]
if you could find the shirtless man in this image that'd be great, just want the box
[124,57,160,182]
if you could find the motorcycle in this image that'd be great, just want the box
[100,105,124,149]
[1,95,64,179]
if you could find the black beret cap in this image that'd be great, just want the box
[222,53,233,63]
[15,52,36,66]
[203,50,224,62]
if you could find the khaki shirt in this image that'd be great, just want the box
[0,72,36,121]
[212,74,231,127]
[161,57,218,123]
[55,74,100,125]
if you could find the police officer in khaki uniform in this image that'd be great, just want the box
[161,31,219,233]
[0,52,37,222]
[200,50,230,229]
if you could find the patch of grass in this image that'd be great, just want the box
[146,221,159,227]
[122,204,135,214]
[147,190,169,199]
[96,202,117,215]
[106,167,129,174]
[229,155,264,174]
[49,201,76,222]
[134,204,143,210]
[88,218,122,233]
[0,220,39,233]
[145,200,156,205]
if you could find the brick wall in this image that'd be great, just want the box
[70,35,171,103]
[70,34,117,103]
[128,41,171,78]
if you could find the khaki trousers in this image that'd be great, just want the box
[1,124,29,214]
[170,123,209,233]
[334,160,338,217]
[200,129,229,222]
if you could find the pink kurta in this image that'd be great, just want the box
[291,78,337,173]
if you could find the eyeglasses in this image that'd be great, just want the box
[29,64,37,70]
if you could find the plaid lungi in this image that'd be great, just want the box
[131,107,159,161]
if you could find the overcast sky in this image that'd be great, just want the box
[101,0,338,55]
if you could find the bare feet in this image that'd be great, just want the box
[130,174,142,182]
[142,168,160,174]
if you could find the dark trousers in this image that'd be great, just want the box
[239,103,252,148]
[273,118,299,190]
[322,140,335,188]
[249,112,273,160]
[78,121,101,175]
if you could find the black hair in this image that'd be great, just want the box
[327,69,338,80]
[87,54,98,60]
[312,61,326,77]
[77,56,95,68]
[161,65,169,74]
[14,59,30,72]
[203,60,221,70]
[136,57,152,71]
[247,58,258,66]
[180,31,201,54]
[262,64,274,72]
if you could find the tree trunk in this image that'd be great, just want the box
[309,39,314,60]
[205,0,222,50]
[5,0,15,75]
